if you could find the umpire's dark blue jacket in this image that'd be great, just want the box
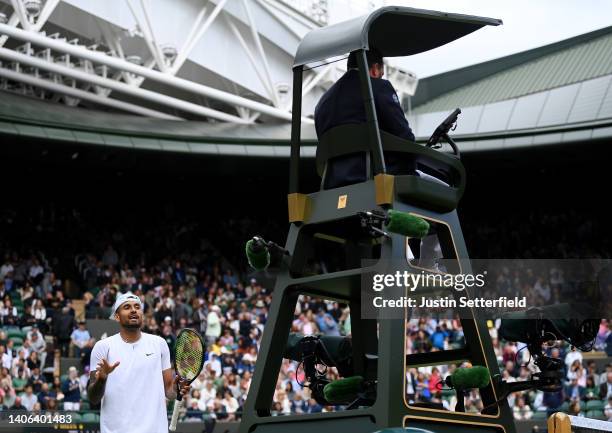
[314,69,416,189]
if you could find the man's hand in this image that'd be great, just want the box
[95,359,120,381]
[173,376,190,399]
[88,359,119,405]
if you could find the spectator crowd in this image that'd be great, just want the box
[0,204,611,423]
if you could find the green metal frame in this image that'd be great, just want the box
[241,8,512,433]
[239,175,516,433]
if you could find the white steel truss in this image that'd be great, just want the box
[0,0,318,123]
[0,0,402,125]
[0,65,181,119]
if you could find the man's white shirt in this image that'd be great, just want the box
[90,333,171,433]
[0,263,13,279]
[0,352,12,370]
[29,265,44,279]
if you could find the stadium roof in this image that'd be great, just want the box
[407,25,612,150]
[413,25,612,113]
[1,25,611,156]
[0,91,318,157]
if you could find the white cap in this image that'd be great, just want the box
[109,292,143,319]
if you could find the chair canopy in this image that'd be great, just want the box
[294,6,501,67]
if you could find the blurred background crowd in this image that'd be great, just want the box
[0,203,610,423]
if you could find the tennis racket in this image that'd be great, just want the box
[169,328,205,431]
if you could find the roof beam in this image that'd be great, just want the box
[223,13,276,103]
[241,0,280,107]
[302,63,333,96]
[32,0,61,32]
[0,13,20,47]
[9,0,31,31]
[0,47,250,123]
[125,0,167,72]
[0,22,311,123]
[255,0,305,39]
[260,0,318,29]
[0,66,182,120]
[177,2,208,69]
[169,0,229,75]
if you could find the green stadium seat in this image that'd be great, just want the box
[82,412,99,423]
[586,400,605,411]
[80,401,90,410]
[60,374,68,383]
[2,327,19,337]
[559,401,570,412]
[10,337,23,346]
[70,413,82,423]
[7,329,24,340]
[586,410,606,420]
[13,298,23,307]
[532,411,548,420]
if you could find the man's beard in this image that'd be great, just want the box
[122,318,142,329]
[123,322,141,329]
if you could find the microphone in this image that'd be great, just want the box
[445,366,490,389]
[323,376,364,404]
[385,210,430,238]
[359,210,430,239]
[245,237,270,271]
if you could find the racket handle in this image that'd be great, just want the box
[169,398,182,431]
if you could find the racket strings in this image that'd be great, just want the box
[175,331,205,381]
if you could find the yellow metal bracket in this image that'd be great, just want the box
[375,173,394,205]
[288,193,310,223]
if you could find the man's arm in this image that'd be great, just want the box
[87,371,106,406]
[163,368,177,400]
[161,336,175,399]
[87,342,119,406]
[163,368,192,400]
[87,359,120,405]
[374,80,415,141]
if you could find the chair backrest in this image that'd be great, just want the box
[316,123,465,189]
[316,124,372,178]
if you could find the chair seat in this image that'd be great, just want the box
[316,124,465,211]
[395,175,463,213]
[586,410,605,420]
[7,329,25,339]
[585,399,604,411]
[10,336,24,346]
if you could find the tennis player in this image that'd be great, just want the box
[87,292,190,433]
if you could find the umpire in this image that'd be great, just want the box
[314,49,416,189]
